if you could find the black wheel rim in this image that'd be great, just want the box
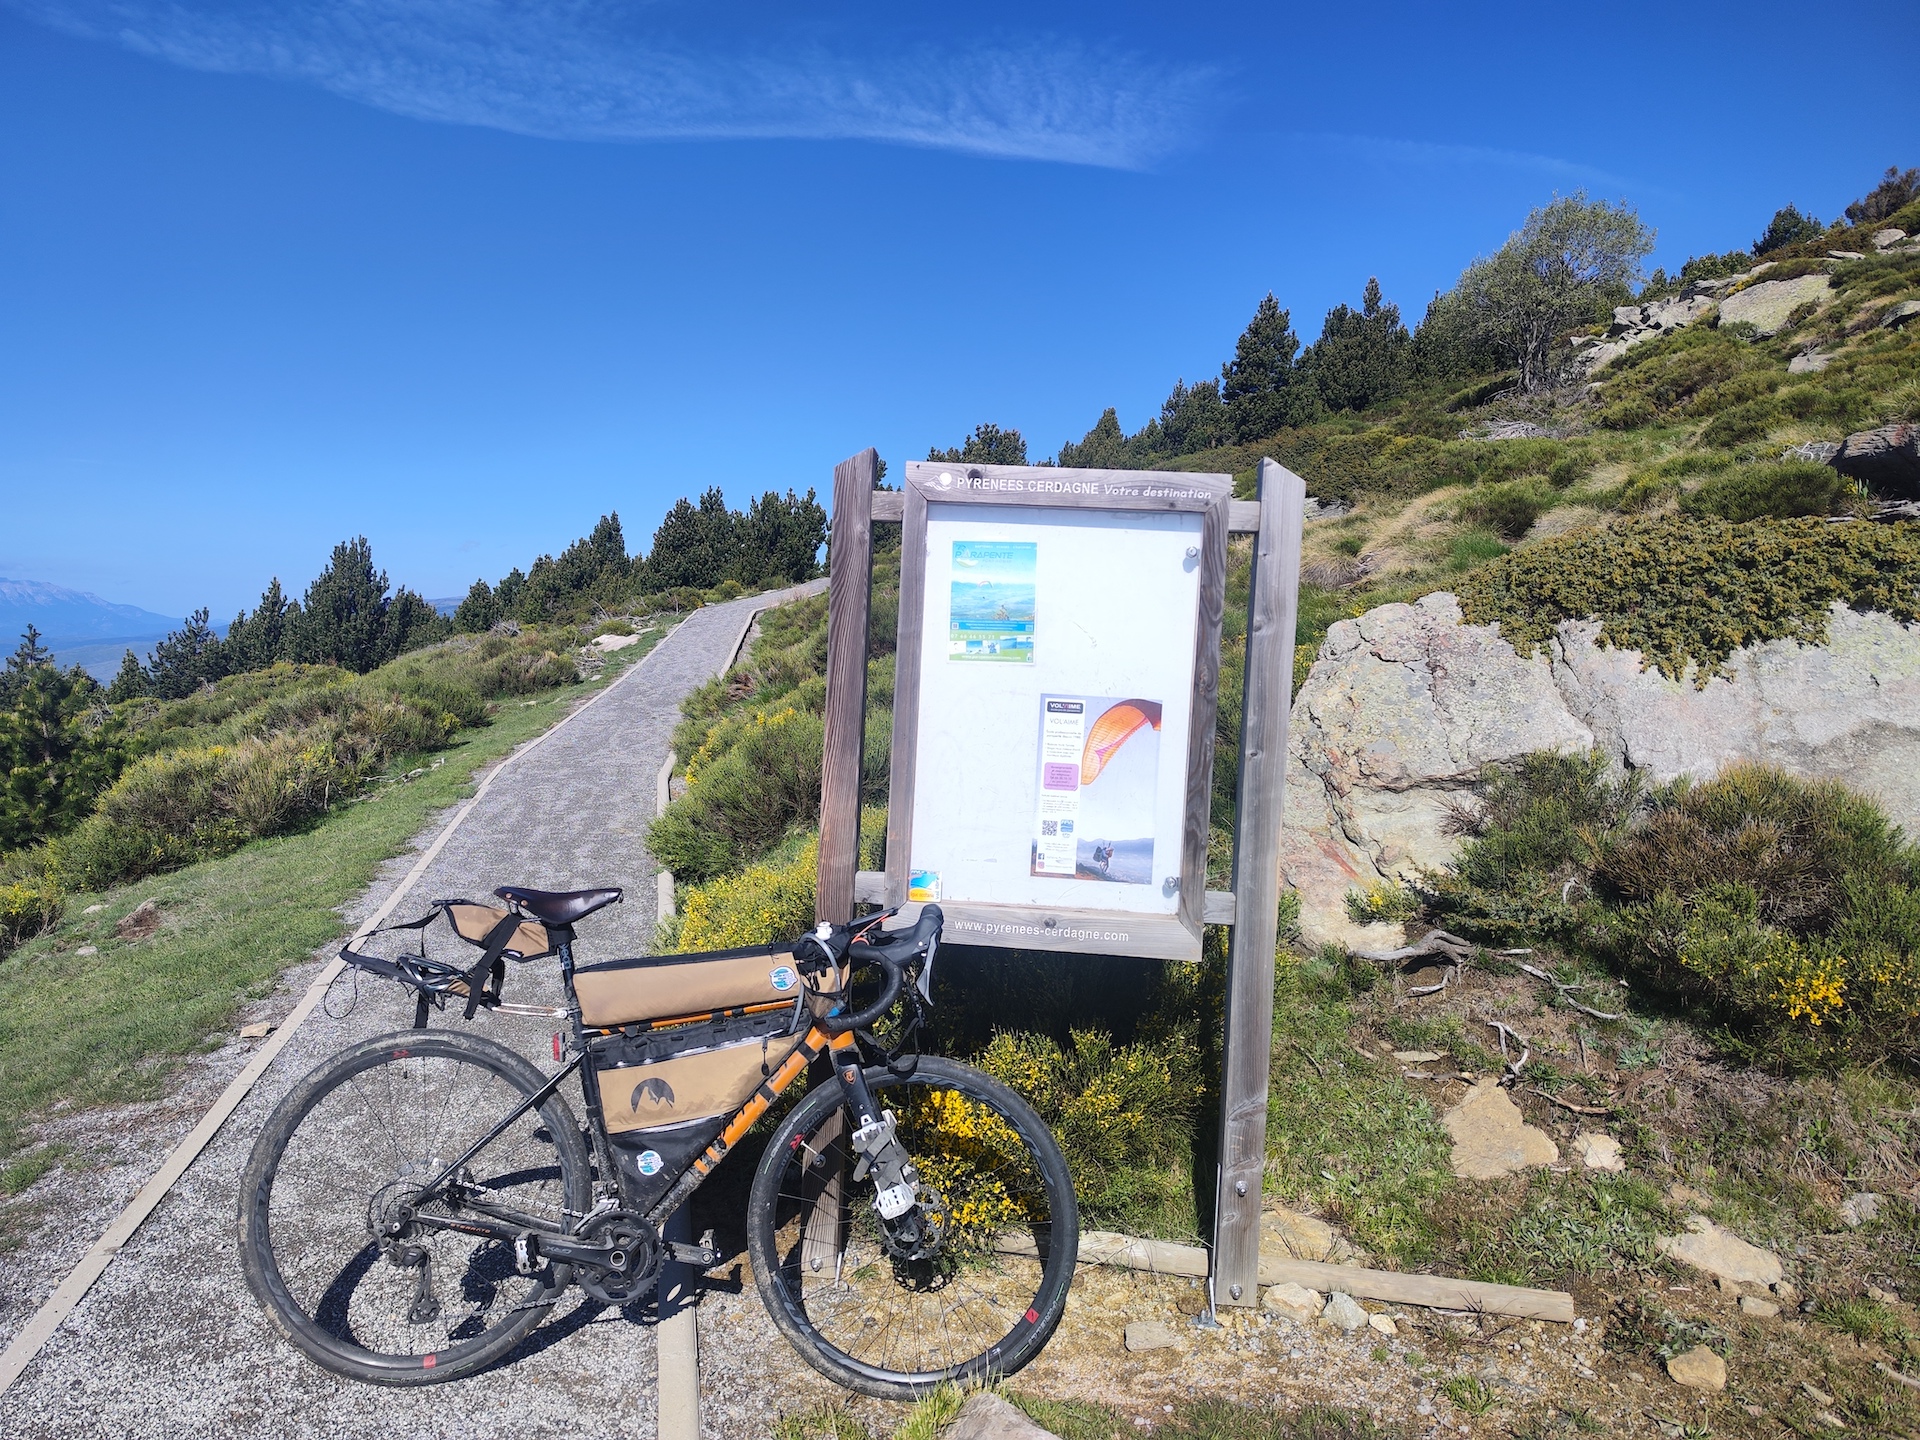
[255,1044,574,1372]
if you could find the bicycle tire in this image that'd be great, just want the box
[237,1029,592,1385]
[746,1055,1079,1400]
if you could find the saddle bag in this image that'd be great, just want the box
[590,1008,808,1208]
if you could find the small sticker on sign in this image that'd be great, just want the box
[908,870,941,902]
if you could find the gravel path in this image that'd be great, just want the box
[0,584,855,1440]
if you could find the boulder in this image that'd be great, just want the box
[1883,299,1920,330]
[1280,595,1920,949]
[1716,274,1832,336]
[1281,594,1592,947]
[1322,1292,1369,1332]
[1830,422,1920,497]
[1788,349,1834,374]
[1656,1216,1784,1287]
[1579,293,1715,373]
[945,1393,1059,1439]
[1667,1346,1728,1392]
[1550,606,1920,820]
[1262,1281,1325,1322]
[1443,1079,1559,1179]
[1739,1295,1780,1318]
[1873,228,1909,251]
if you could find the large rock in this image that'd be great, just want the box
[945,1393,1059,1439]
[1443,1080,1559,1179]
[1716,273,1832,336]
[1263,1206,1360,1264]
[1830,422,1920,498]
[1281,596,1920,948]
[1656,1216,1784,1287]
[1282,594,1593,947]
[1551,605,1920,816]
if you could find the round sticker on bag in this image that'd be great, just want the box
[769,964,797,992]
[636,1150,663,1176]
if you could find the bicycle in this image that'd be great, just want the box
[237,885,1079,1399]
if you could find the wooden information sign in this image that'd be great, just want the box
[815,449,1306,1308]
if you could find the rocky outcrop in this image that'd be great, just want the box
[1716,273,1833,336]
[1830,422,1920,497]
[1282,596,1920,948]
[1280,594,1592,948]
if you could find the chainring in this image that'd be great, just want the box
[572,1209,661,1305]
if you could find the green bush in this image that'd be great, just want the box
[976,1027,1196,1230]
[1698,398,1783,447]
[647,707,827,883]
[1458,480,1550,540]
[0,870,61,952]
[1430,754,1920,1069]
[1457,514,1920,681]
[1679,461,1855,522]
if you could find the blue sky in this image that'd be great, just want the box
[3,1,1915,620]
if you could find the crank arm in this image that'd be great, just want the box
[666,1239,722,1268]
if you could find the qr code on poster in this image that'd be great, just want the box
[1040,820,1058,836]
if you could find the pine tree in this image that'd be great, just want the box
[224,577,293,671]
[0,626,55,708]
[289,537,393,673]
[146,609,227,700]
[734,490,828,586]
[1308,277,1413,413]
[1221,295,1318,442]
[0,664,121,848]
[642,488,737,591]
[454,579,501,633]
[928,423,1028,466]
[106,649,149,702]
[1057,409,1132,468]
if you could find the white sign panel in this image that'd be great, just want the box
[905,502,1202,916]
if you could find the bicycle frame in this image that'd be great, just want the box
[397,927,890,1270]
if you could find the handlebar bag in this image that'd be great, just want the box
[572,942,813,1028]
[590,1009,806,1208]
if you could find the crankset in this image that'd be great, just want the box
[570,1209,661,1305]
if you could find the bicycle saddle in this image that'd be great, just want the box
[494,885,623,926]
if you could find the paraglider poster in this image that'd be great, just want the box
[1032,697,1161,884]
[947,540,1035,661]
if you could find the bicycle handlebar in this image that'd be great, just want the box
[817,904,942,1033]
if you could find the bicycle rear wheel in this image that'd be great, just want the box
[746,1055,1079,1400]
[238,1030,591,1385]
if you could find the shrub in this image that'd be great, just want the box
[647,708,828,882]
[974,1028,1196,1228]
[0,870,61,952]
[1457,514,1920,681]
[1679,461,1855,522]
[1431,754,1920,1068]
[669,835,822,952]
[1458,481,1549,540]
[1698,398,1783,447]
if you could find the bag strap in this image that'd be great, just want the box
[462,914,524,1021]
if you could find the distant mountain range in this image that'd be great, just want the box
[0,577,186,681]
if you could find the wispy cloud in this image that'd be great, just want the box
[9,1,1210,168]
[1300,131,1648,197]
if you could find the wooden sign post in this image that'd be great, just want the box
[816,451,1305,1308]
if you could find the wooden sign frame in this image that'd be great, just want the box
[815,448,1307,1310]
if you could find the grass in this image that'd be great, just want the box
[0,633,662,1217]
[774,1389,1384,1440]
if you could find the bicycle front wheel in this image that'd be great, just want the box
[237,1029,591,1385]
[747,1055,1079,1400]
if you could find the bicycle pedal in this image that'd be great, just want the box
[666,1240,723,1269]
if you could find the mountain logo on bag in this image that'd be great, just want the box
[636,1150,663,1176]
[769,964,798,992]
[630,1077,676,1110]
